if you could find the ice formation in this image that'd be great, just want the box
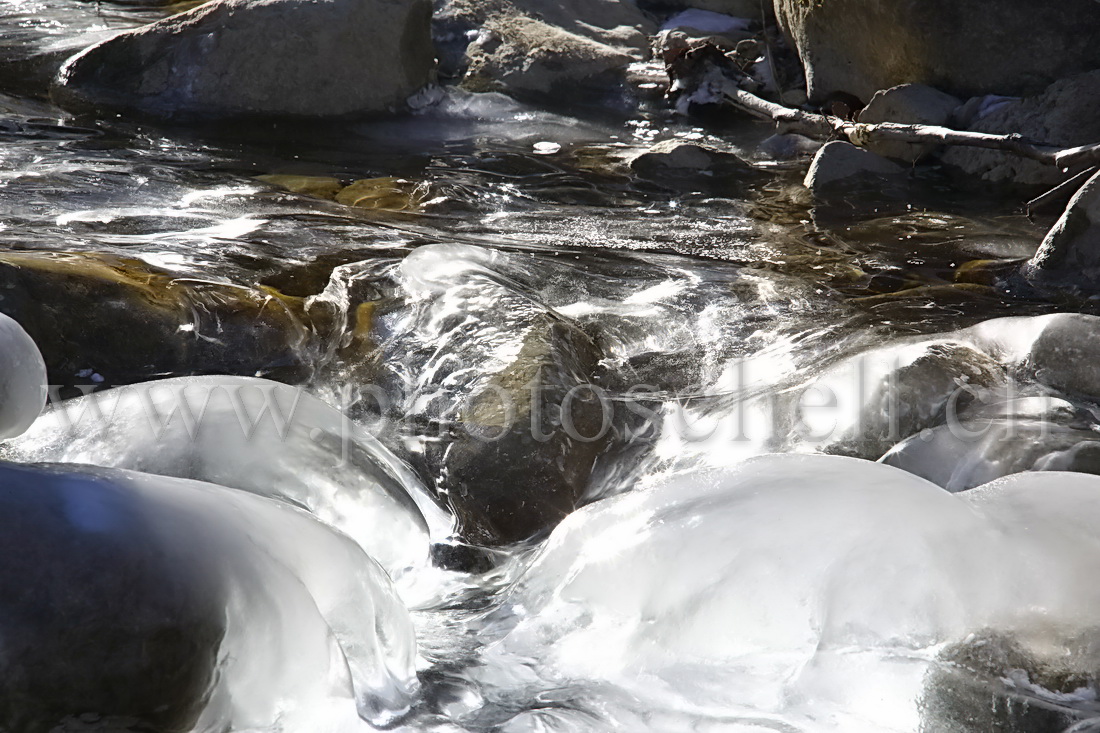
[1,376,447,581]
[483,454,1100,732]
[0,312,46,439]
[0,461,417,732]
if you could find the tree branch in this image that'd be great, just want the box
[721,83,1100,170]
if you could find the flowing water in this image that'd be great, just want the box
[3,2,1100,732]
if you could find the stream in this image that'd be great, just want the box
[1,2,1099,733]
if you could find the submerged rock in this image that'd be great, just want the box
[53,0,435,120]
[627,139,758,189]
[0,462,417,732]
[1022,169,1100,293]
[858,83,961,163]
[774,0,1100,103]
[796,339,1004,459]
[387,244,610,546]
[941,71,1100,187]
[0,252,311,390]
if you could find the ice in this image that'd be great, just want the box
[661,10,754,35]
[1,376,449,583]
[0,461,417,731]
[880,390,1100,490]
[0,311,46,439]
[481,454,1100,732]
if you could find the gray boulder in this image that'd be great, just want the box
[803,141,909,213]
[774,0,1100,103]
[858,83,961,163]
[941,71,1100,187]
[462,12,635,103]
[1022,170,1100,293]
[52,0,435,120]
[628,139,756,181]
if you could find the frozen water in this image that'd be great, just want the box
[0,312,46,439]
[481,454,1100,732]
[1,376,448,583]
[0,461,417,732]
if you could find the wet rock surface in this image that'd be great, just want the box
[1023,170,1100,293]
[0,252,313,391]
[941,71,1100,188]
[858,83,961,163]
[774,0,1100,103]
[52,0,435,120]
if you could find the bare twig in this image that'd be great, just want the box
[1026,165,1100,219]
[721,82,1100,170]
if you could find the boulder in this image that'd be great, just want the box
[1022,170,1100,293]
[628,139,757,184]
[0,252,312,391]
[803,141,909,213]
[1024,312,1100,398]
[757,132,821,160]
[773,0,1100,103]
[419,313,608,546]
[388,244,611,546]
[921,628,1100,733]
[437,0,655,54]
[462,13,635,103]
[857,83,961,162]
[941,71,1100,187]
[53,0,435,120]
[0,462,418,732]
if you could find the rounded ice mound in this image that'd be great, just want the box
[0,312,46,439]
[1,376,445,580]
[487,454,1100,732]
[0,461,418,731]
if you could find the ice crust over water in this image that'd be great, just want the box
[483,454,1100,732]
[0,461,418,732]
[1,376,447,582]
[0,312,46,439]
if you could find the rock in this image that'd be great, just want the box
[52,0,435,120]
[255,174,343,200]
[462,13,635,104]
[1024,313,1100,398]
[438,0,655,53]
[335,177,433,212]
[796,339,1004,459]
[757,132,821,161]
[773,0,1100,103]
[921,628,1100,733]
[627,139,756,184]
[0,461,418,732]
[0,463,226,733]
[857,83,961,162]
[422,313,608,546]
[0,252,312,391]
[941,71,1100,187]
[1023,171,1100,294]
[803,141,908,210]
